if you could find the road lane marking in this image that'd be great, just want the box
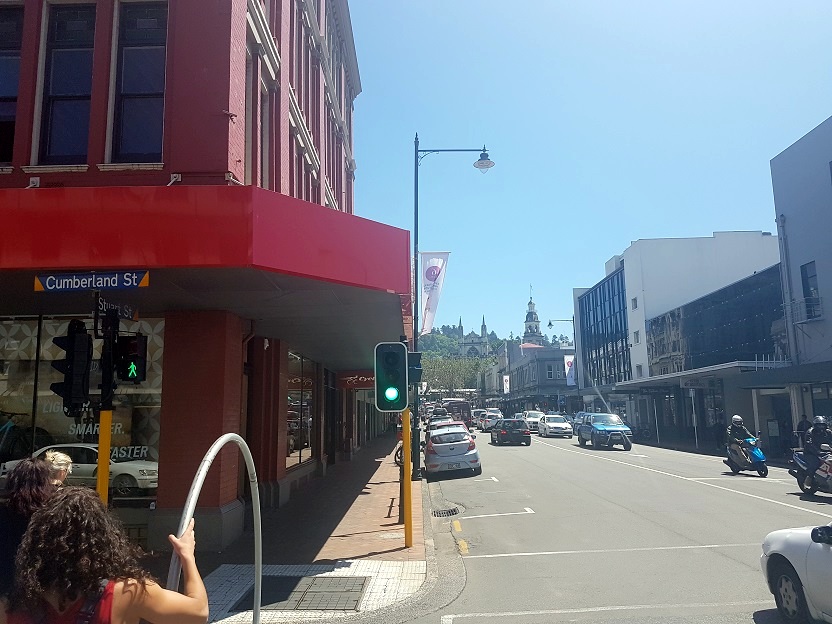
[690,477,788,483]
[457,539,469,554]
[462,508,535,520]
[473,476,500,482]
[630,454,649,457]
[535,439,832,519]
[439,600,772,623]
[462,542,759,559]
[452,520,462,533]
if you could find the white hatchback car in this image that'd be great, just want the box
[480,409,503,432]
[424,426,481,478]
[539,414,573,438]
[523,411,544,432]
[761,523,832,622]
[0,443,158,496]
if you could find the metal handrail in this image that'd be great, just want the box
[167,433,262,624]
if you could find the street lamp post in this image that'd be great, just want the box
[412,133,494,481]
[548,318,577,412]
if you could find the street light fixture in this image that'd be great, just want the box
[473,147,495,173]
[412,133,493,480]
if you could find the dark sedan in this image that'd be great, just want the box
[490,419,532,446]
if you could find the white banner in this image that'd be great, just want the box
[503,375,510,394]
[420,252,450,336]
[565,355,576,386]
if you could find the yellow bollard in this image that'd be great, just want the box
[96,410,112,505]
[401,408,413,548]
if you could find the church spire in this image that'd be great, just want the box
[481,316,487,338]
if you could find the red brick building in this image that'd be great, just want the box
[0,0,410,549]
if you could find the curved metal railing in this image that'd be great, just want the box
[166,433,262,624]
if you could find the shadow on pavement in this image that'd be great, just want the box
[752,608,782,623]
[787,491,832,504]
[142,433,399,582]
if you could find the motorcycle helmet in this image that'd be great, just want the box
[731,415,744,426]
[813,415,828,429]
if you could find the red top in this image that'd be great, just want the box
[7,581,115,624]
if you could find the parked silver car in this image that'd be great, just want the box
[1,443,158,496]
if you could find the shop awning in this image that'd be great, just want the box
[739,361,832,389]
[0,186,411,371]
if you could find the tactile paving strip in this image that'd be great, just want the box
[232,576,369,612]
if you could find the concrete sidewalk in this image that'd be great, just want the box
[145,434,426,622]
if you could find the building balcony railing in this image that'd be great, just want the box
[788,296,823,324]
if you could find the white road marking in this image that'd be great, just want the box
[473,476,500,482]
[690,477,788,483]
[535,439,832,519]
[630,453,649,457]
[439,600,772,623]
[463,542,759,559]
[462,508,535,520]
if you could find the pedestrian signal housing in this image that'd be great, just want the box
[374,342,408,411]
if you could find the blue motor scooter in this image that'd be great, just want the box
[724,437,768,477]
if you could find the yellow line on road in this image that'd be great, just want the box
[452,520,462,533]
[458,539,469,554]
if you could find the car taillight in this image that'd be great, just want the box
[523,430,531,435]
[467,438,476,451]
[500,430,507,434]
[425,442,437,455]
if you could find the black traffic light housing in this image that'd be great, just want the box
[116,334,147,383]
[374,342,408,411]
[50,319,93,417]
[408,351,423,384]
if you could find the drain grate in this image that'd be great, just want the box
[432,507,460,518]
[232,576,369,612]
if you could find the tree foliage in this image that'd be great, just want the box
[421,355,494,395]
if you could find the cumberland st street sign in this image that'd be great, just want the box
[35,270,150,292]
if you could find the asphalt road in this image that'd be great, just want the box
[408,431,832,624]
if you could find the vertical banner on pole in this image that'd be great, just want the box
[419,252,450,336]
[565,355,576,386]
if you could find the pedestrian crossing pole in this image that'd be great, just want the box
[96,309,118,505]
[401,408,413,548]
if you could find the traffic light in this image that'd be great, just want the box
[408,351,423,384]
[374,342,408,411]
[116,334,147,383]
[50,319,92,417]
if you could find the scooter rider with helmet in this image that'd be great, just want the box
[725,414,755,467]
[803,415,832,488]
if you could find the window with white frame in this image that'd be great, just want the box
[40,4,97,165]
[631,297,638,310]
[636,364,643,378]
[113,3,167,163]
[0,7,23,164]
[633,330,640,344]
[547,364,554,379]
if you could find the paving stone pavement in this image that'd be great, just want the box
[189,437,428,622]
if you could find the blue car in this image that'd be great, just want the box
[577,413,633,450]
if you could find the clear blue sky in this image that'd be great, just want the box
[349,1,832,341]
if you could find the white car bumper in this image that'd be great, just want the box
[425,450,480,473]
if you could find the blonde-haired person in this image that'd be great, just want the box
[43,451,72,486]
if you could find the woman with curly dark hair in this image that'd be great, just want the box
[0,458,55,598]
[1,487,208,624]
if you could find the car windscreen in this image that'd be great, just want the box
[526,412,544,418]
[593,414,623,425]
[431,432,469,444]
[504,420,527,430]
[546,416,567,423]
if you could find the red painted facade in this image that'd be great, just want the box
[3,0,357,214]
[0,0,406,549]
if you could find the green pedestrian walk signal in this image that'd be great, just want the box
[116,334,147,383]
[374,342,408,412]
